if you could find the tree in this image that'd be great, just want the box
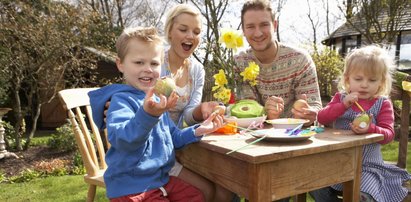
[337,0,411,44]
[0,0,113,150]
[76,0,172,30]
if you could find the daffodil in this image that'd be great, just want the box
[240,62,260,86]
[213,69,228,87]
[219,28,244,51]
[403,81,411,96]
[212,28,245,104]
[213,87,231,104]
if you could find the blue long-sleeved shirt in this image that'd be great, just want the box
[88,84,201,198]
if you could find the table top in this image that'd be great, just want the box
[196,128,384,164]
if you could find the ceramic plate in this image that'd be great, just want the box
[265,118,309,129]
[249,128,314,142]
[224,116,267,128]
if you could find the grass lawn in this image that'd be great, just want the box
[0,135,409,201]
[0,175,107,202]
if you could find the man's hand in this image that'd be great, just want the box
[291,94,317,126]
[143,88,179,117]
[265,96,284,120]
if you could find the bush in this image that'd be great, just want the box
[47,123,76,152]
[312,47,344,99]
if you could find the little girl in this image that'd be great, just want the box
[310,45,411,202]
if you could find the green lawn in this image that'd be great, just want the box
[0,175,107,202]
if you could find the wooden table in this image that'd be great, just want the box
[176,128,383,202]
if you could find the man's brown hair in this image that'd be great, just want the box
[241,0,275,28]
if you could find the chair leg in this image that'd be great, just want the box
[87,184,97,202]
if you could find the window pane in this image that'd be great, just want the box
[399,32,411,70]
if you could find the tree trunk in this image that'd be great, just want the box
[23,103,41,150]
[12,89,23,151]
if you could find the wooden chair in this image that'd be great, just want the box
[391,78,411,169]
[58,88,108,202]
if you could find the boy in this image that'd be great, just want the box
[88,27,223,201]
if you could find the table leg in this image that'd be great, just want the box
[292,193,306,202]
[343,146,363,202]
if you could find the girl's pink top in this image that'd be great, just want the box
[318,92,395,145]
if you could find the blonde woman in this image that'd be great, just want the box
[162,4,235,202]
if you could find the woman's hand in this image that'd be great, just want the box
[192,101,222,122]
[201,101,223,120]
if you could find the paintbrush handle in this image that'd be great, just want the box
[354,101,365,112]
[226,133,267,155]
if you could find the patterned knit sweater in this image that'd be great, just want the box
[233,42,322,117]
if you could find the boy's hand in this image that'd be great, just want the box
[143,88,179,117]
[104,101,110,123]
[343,92,359,108]
[195,112,224,136]
[265,96,284,120]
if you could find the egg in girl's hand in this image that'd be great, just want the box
[352,113,371,129]
[293,99,309,111]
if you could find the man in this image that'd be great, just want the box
[234,0,322,125]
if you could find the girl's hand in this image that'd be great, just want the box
[195,112,224,136]
[343,92,359,108]
[143,88,179,117]
[265,96,284,120]
[350,114,373,134]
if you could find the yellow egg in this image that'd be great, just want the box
[293,99,308,111]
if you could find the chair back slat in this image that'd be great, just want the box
[86,105,107,169]
[58,88,106,177]
[76,106,99,171]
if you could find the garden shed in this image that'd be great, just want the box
[39,47,119,128]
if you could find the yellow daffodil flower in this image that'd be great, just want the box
[213,69,228,87]
[403,81,411,96]
[219,28,244,51]
[236,35,244,48]
[240,62,260,86]
[213,86,231,104]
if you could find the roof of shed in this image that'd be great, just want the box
[323,6,411,43]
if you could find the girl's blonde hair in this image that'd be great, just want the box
[164,4,201,44]
[340,45,394,97]
[116,26,164,61]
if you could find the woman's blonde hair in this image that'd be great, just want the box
[164,4,201,44]
[340,45,394,97]
[116,26,164,61]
